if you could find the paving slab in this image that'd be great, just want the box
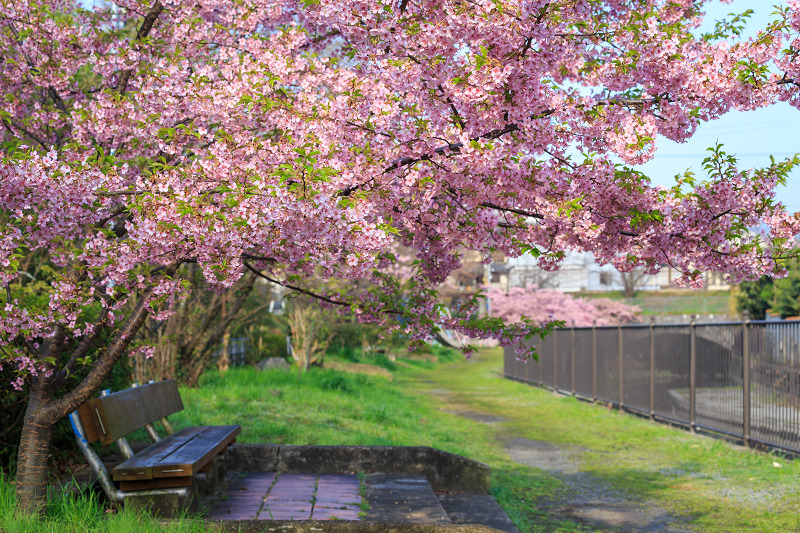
[437,493,520,533]
[364,473,451,524]
[206,472,363,522]
[211,523,510,532]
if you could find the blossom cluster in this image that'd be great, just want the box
[1,0,799,386]
[488,286,641,327]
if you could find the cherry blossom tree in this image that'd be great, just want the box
[488,286,640,327]
[2,0,800,513]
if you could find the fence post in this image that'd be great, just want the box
[553,328,558,390]
[618,322,624,408]
[538,336,543,385]
[742,310,751,447]
[571,327,576,394]
[690,314,697,432]
[521,348,527,381]
[592,320,597,401]
[650,316,656,419]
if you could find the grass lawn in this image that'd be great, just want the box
[404,349,800,532]
[3,346,798,532]
[0,473,212,533]
[582,291,732,316]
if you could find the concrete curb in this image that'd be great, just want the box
[225,444,492,493]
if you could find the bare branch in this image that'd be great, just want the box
[117,1,165,96]
[243,262,351,307]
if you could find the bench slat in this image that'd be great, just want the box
[153,425,240,478]
[79,380,183,445]
[113,427,206,480]
[119,476,193,491]
[112,425,240,481]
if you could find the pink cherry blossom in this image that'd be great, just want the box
[2,0,800,511]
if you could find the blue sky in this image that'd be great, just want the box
[636,1,799,212]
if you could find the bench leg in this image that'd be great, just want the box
[69,412,124,502]
[70,411,192,513]
[195,455,227,496]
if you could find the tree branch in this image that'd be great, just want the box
[51,306,110,387]
[241,252,278,263]
[117,1,165,96]
[2,119,48,150]
[478,201,544,220]
[47,87,68,115]
[478,201,641,237]
[43,262,181,423]
[243,262,351,307]
[382,111,553,173]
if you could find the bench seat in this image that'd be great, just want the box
[113,425,240,488]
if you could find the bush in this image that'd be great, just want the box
[248,333,287,363]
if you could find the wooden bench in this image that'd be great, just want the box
[69,380,240,515]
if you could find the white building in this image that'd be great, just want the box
[491,251,729,293]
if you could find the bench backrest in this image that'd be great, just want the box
[77,380,183,445]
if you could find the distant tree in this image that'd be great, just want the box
[488,287,640,327]
[773,260,800,318]
[618,268,648,298]
[734,257,800,320]
[287,297,333,372]
[734,276,775,320]
[134,266,260,386]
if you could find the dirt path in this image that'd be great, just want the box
[503,436,691,532]
[427,387,694,532]
[408,352,800,532]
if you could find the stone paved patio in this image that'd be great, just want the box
[208,472,362,521]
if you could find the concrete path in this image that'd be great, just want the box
[206,471,519,532]
[364,474,450,524]
[504,437,691,532]
[208,472,362,521]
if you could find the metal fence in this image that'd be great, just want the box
[212,337,250,366]
[504,318,800,454]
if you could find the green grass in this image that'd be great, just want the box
[0,472,214,533]
[174,348,800,532]
[582,291,732,316]
[171,350,480,454]
[7,345,799,532]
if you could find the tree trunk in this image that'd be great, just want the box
[13,265,178,514]
[15,382,55,516]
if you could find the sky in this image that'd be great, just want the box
[635,0,800,212]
